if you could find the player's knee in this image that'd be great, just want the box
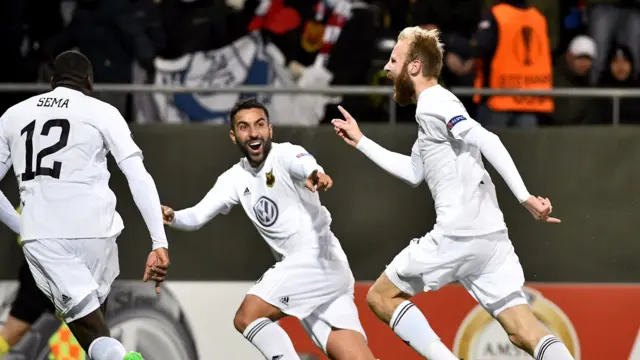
[365,286,390,318]
[506,324,546,351]
[233,309,255,334]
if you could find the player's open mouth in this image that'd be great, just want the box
[247,140,263,153]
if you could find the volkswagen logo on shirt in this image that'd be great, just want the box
[253,196,279,227]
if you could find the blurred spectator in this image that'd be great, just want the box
[245,0,377,123]
[526,0,561,53]
[587,0,640,84]
[411,0,485,117]
[590,44,640,124]
[472,0,554,128]
[551,35,598,125]
[380,0,412,35]
[44,0,159,116]
[0,0,30,114]
[485,0,561,54]
[158,0,231,59]
[132,0,166,60]
[558,0,587,56]
[24,0,66,80]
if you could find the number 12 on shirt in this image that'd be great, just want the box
[20,118,70,181]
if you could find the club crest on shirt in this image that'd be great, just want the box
[266,169,275,187]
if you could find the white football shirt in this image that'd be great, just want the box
[415,85,506,237]
[171,142,348,261]
[0,86,141,240]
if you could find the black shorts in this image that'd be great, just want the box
[9,260,55,324]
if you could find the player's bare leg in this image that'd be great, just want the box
[62,298,142,360]
[497,304,574,359]
[366,273,458,360]
[324,328,375,360]
[234,294,301,359]
[65,300,131,360]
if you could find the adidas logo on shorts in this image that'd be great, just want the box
[279,296,289,306]
[61,294,72,304]
[243,188,251,196]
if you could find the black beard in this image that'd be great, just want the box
[237,138,273,167]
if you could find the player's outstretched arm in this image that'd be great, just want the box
[167,175,239,231]
[118,155,170,294]
[460,126,560,223]
[0,125,19,234]
[332,106,423,187]
[0,162,19,234]
[119,154,169,250]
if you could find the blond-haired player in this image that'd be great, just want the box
[332,27,574,360]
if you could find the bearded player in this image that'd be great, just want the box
[332,27,574,360]
[161,98,375,360]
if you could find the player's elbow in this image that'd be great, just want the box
[189,213,216,231]
[408,177,422,188]
[177,219,206,231]
[173,223,203,231]
[401,174,422,187]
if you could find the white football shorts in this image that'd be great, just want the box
[385,229,528,317]
[21,234,120,322]
[248,254,367,353]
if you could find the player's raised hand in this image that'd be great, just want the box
[305,169,333,192]
[144,247,170,295]
[331,105,363,147]
[523,196,561,223]
[161,205,174,225]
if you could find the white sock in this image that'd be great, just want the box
[390,300,458,360]
[243,317,301,360]
[87,337,127,360]
[534,335,574,359]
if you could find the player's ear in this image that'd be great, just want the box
[409,59,421,76]
[229,129,237,145]
[268,123,273,138]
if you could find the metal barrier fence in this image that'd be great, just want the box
[0,83,636,124]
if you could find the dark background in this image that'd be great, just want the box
[1,124,638,282]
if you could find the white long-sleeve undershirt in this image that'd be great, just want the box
[171,180,235,231]
[355,126,530,203]
[119,155,168,250]
[0,162,20,234]
[355,136,423,187]
[461,126,531,203]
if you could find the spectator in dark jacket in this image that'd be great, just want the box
[551,35,598,125]
[45,0,159,115]
[591,44,640,124]
[0,0,31,114]
[158,0,231,59]
[411,0,485,117]
[587,0,640,84]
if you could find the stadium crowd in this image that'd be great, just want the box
[1,0,640,126]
